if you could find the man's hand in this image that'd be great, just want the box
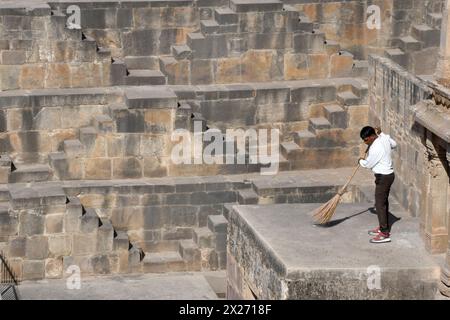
[375,126,382,135]
[359,149,367,160]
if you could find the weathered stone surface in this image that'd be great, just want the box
[19,212,44,236]
[8,236,26,258]
[45,257,63,279]
[23,260,45,280]
[84,158,112,180]
[45,214,64,234]
[48,234,72,257]
[125,87,178,109]
[25,235,48,260]
[228,203,440,299]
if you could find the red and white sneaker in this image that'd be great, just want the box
[370,232,391,243]
[368,227,380,236]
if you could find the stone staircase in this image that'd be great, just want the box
[280,80,368,170]
[155,0,367,85]
[384,9,442,75]
[0,164,411,280]
[111,56,167,86]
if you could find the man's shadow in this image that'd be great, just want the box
[315,207,401,228]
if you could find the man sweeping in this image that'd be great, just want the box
[359,126,397,244]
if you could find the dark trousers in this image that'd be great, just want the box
[374,173,395,233]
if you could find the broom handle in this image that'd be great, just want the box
[338,146,369,196]
[338,164,361,196]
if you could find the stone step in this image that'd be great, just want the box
[237,188,259,205]
[348,80,368,101]
[293,130,316,148]
[142,251,186,273]
[96,47,111,59]
[124,56,157,70]
[207,214,228,233]
[324,104,347,129]
[308,117,331,132]
[113,230,130,251]
[125,69,166,86]
[158,56,188,85]
[125,87,178,109]
[97,218,114,252]
[63,139,85,157]
[190,112,207,132]
[129,243,145,272]
[0,185,9,202]
[426,13,442,29]
[201,19,220,34]
[293,31,326,53]
[280,140,301,158]
[296,13,314,32]
[201,19,238,34]
[139,240,181,253]
[65,196,83,233]
[187,32,205,48]
[352,60,368,78]
[175,103,192,130]
[230,0,283,12]
[80,208,101,233]
[93,114,115,133]
[8,164,52,183]
[48,152,70,180]
[337,91,361,106]
[324,39,341,55]
[193,227,216,248]
[9,183,66,210]
[110,58,127,86]
[187,32,228,59]
[178,239,201,264]
[171,44,192,60]
[385,48,408,68]
[79,126,97,150]
[412,24,440,47]
[214,7,238,25]
[397,36,422,52]
[294,128,349,149]
[167,160,289,177]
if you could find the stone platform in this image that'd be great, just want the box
[18,271,225,300]
[227,203,441,299]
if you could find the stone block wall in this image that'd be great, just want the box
[47,0,200,58]
[0,77,369,181]
[368,55,450,256]
[0,5,112,90]
[285,0,445,59]
[368,55,433,218]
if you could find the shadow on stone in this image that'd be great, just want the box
[315,207,402,228]
[315,207,371,228]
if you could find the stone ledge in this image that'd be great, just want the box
[228,202,441,299]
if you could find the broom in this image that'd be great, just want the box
[313,147,369,224]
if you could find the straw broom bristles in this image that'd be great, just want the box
[313,163,362,224]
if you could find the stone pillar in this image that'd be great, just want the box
[439,145,450,297]
[436,0,450,86]
[423,131,449,254]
